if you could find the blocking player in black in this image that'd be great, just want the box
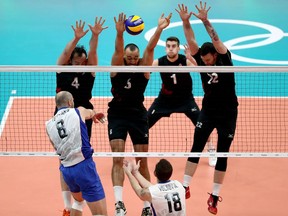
[177,2,238,215]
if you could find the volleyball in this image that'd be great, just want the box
[125,15,144,35]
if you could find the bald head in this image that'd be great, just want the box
[55,91,74,108]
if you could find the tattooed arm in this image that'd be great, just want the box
[194,1,227,54]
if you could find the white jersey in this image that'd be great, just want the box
[149,180,186,216]
[46,107,93,167]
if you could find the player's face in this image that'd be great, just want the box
[201,53,218,66]
[124,48,140,66]
[165,41,180,59]
[71,53,87,65]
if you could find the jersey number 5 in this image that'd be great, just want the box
[124,78,132,89]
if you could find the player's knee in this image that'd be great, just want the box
[72,200,86,212]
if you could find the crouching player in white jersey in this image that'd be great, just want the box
[123,159,186,216]
[46,91,108,216]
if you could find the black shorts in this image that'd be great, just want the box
[147,95,200,125]
[108,112,149,145]
[197,108,238,141]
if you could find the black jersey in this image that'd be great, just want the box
[108,72,148,114]
[158,54,193,101]
[193,50,238,112]
[56,72,95,108]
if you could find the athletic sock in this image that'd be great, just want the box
[183,174,192,187]
[113,186,123,202]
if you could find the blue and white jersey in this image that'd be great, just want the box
[46,107,93,167]
[149,180,186,216]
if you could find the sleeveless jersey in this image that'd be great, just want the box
[158,54,193,100]
[149,180,186,216]
[46,107,93,167]
[108,62,148,114]
[56,72,95,108]
[193,50,238,112]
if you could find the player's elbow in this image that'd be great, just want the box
[138,189,152,202]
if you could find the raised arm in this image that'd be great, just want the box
[193,1,227,54]
[176,4,199,55]
[123,160,152,202]
[111,13,126,67]
[57,20,89,65]
[142,13,172,66]
[87,16,108,66]
[86,17,108,77]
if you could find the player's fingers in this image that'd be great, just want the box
[136,160,141,167]
[207,6,211,13]
[101,19,106,26]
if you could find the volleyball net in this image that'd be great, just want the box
[0,66,287,157]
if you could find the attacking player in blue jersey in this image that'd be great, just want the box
[55,17,108,216]
[46,91,107,216]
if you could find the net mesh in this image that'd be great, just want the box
[0,66,287,157]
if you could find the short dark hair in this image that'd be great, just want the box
[125,43,139,52]
[166,36,180,46]
[70,45,87,61]
[154,159,173,182]
[200,42,216,56]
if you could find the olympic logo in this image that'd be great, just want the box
[144,19,288,65]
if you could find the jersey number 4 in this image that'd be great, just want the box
[71,77,80,89]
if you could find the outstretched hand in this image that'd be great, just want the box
[175,4,193,22]
[184,44,192,57]
[123,160,140,174]
[114,13,126,33]
[184,44,197,65]
[158,13,172,30]
[88,16,108,36]
[193,1,211,21]
[71,20,89,39]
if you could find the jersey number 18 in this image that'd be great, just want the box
[164,192,182,213]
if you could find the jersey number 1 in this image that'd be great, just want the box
[170,74,177,84]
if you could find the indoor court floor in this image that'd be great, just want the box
[1,157,288,215]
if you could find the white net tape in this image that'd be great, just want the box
[0,65,287,72]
